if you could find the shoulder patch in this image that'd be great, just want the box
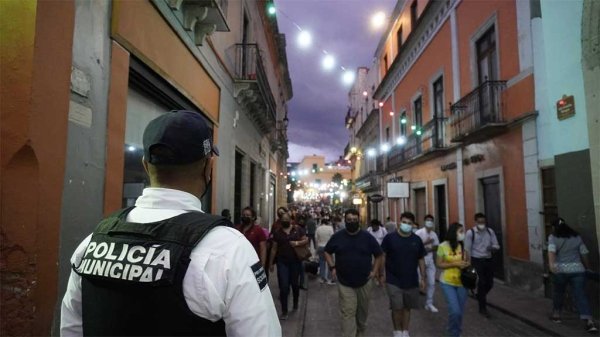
[251,262,267,291]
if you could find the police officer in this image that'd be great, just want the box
[60,110,281,336]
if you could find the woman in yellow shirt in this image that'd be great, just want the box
[436,223,470,337]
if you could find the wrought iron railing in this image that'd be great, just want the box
[387,117,447,169]
[234,43,276,122]
[449,81,507,141]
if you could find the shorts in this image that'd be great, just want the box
[386,284,420,310]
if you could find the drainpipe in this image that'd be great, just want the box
[450,7,465,224]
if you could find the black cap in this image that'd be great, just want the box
[143,110,219,165]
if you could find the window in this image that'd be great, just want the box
[250,161,256,209]
[400,112,407,136]
[397,25,403,52]
[312,163,318,172]
[386,127,390,142]
[383,54,389,70]
[433,76,444,118]
[476,26,498,84]
[316,179,322,185]
[410,1,418,30]
[414,97,423,127]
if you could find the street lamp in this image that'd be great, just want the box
[371,11,386,30]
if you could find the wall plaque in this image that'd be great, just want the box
[557,95,575,120]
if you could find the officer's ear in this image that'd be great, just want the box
[142,157,150,176]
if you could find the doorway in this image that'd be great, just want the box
[481,175,505,280]
[414,187,426,226]
[435,184,448,241]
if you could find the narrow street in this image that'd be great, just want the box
[273,267,592,337]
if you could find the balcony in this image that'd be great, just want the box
[449,81,508,143]
[355,171,380,193]
[233,43,277,135]
[388,117,449,170]
[270,122,289,158]
[166,0,230,45]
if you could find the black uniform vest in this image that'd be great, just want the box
[74,207,230,336]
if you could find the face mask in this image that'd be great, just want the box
[477,224,486,230]
[346,221,360,233]
[457,233,465,241]
[241,216,253,224]
[281,221,291,229]
[425,221,434,229]
[400,222,412,234]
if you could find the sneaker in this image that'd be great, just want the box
[326,280,336,285]
[279,313,288,320]
[319,279,325,284]
[425,304,439,313]
[403,330,410,337]
[586,321,598,333]
[550,315,562,324]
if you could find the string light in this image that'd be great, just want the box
[297,30,312,48]
[322,54,336,70]
[270,5,364,88]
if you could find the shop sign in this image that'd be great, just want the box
[556,95,575,120]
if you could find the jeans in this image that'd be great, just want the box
[424,257,437,306]
[338,279,374,337]
[471,257,494,311]
[441,282,467,337]
[552,272,592,320]
[317,246,330,281]
[277,260,301,314]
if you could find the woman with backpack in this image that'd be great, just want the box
[436,222,471,337]
[548,218,598,333]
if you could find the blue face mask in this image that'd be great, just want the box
[400,222,413,233]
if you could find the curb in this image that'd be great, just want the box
[486,301,562,337]
[296,282,309,337]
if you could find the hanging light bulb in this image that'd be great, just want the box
[322,54,335,70]
[297,30,312,48]
[397,136,407,145]
[400,116,407,124]
[342,70,355,85]
[267,3,276,15]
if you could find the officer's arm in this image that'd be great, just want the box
[60,236,91,337]
[60,270,83,337]
[224,239,281,337]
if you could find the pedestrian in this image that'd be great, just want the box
[270,206,289,235]
[379,212,426,337]
[221,209,232,222]
[548,218,598,333]
[333,215,345,232]
[269,212,308,320]
[366,219,388,245]
[415,214,440,313]
[385,216,397,233]
[315,216,335,284]
[236,206,268,268]
[60,110,280,336]
[306,213,318,250]
[325,209,383,337]
[437,222,470,337]
[464,213,500,318]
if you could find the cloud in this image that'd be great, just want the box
[277,0,396,161]
[288,142,344,163]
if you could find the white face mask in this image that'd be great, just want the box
[425,221,434,228]
[399,222,413,233]
[457,233,465,241]
[477,224,486,230]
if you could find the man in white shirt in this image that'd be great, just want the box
[414,214,440,313]
[366,219,388,245]
[60,110,281,337]
[315,216,335,284]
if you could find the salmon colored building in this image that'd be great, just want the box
[368,0,540,289]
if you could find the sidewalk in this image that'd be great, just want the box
[486,282,594,337]
[268,268,309,337]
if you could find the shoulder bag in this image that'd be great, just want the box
[460,243,478,289]
[292,226,311,261]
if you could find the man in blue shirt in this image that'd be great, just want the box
[325,209,383,337]
[380,212,426,337]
